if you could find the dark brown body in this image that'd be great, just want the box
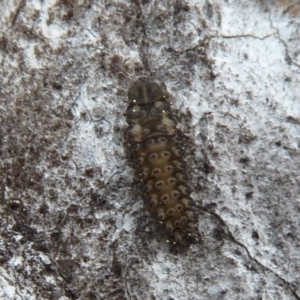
[126,78,198,246]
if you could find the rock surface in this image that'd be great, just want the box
[1,1,300,299]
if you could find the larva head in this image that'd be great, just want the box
[128,78,163,104]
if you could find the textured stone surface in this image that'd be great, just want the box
[1,0,300,299]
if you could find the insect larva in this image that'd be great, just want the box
[125,78,198,247]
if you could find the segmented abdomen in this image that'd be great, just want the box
[126,78,197,246]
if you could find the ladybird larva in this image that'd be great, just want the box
[126,78,198,247]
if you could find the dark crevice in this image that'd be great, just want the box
[200,206,300,299]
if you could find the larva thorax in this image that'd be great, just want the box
[126,78,198,247]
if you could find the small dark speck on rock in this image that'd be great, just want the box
[234,249,242,256]
[90,193,108,208]
[252,230,259,240]
[85,168,94,177]
[275,141,281,147]
[245,191,253,199]
[239,157,250,165]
